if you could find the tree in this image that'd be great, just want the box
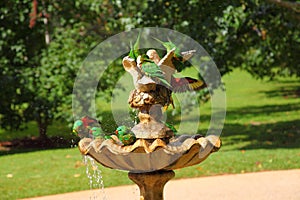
[0,0,122,138]
[112,0,300,78]
[1,0,299,139]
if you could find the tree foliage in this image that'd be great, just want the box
[0,0,299,138]
[113,0,300,78]
[0,0,122,137]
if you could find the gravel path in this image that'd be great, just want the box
[21,169,300,200]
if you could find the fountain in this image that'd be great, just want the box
[75,34,222,200]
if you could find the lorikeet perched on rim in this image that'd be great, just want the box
[114,125,136,146]
[72,116,110,139]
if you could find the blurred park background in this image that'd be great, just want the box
[0,0,299,199]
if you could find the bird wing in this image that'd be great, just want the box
[81,116,100,128]
[171,77,206,93]
[180,50,196,62]
[141,61,171,87]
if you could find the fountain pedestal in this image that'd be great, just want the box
[128,170,175,200]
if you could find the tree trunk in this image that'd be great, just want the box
[37,116,49,139]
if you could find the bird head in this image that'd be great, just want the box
[115,125,129,137]
[163,42,176,52]
[72,120,83,134]
[137,54,151,67]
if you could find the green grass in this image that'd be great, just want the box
[1,69,300,200]
[0,148,132,200]
[220,70,300,151]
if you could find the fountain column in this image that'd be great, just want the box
[128,170,175,200]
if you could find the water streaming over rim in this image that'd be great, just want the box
[83,155,107,200]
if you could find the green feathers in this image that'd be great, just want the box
[153,37,194,72]
[72,120,88,138]
[115,125,136,146]
[152,37,181,58]
[140,55,171,87]
[165,122,178,134]
[90,126,111,139]
[129,31,141,60]
[72,116,110,139]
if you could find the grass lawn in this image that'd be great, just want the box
[0,69,300,200]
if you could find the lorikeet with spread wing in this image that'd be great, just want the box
[139,55,206,93]
[171,77,206,93]
[152,38,206,93]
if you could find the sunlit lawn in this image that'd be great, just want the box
[0,69,300,200]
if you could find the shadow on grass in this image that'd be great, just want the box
[260,85,300,99]
[211,99,300,150]
[225,102,300,120]
[221,119,300,150]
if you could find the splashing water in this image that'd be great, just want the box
[71,139,77,148]
[83,155,107,200]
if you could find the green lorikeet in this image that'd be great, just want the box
[152,38,206,93]
[115,125,136,146]
[89,126,111,139]
[72,116,109,139]
[128,31,141,60]
[72,119,89,138]
[139,54,171,88]
[153,37,195,72]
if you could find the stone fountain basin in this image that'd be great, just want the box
[78,135,221,173]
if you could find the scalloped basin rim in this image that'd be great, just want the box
[78,135,221,172]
